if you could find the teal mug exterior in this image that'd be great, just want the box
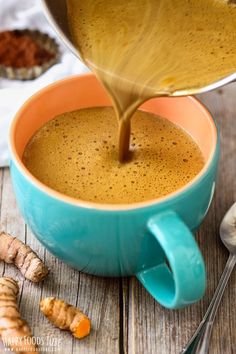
[9,74,219,309]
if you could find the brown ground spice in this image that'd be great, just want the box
[0,30,55,68]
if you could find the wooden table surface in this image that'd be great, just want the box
[0,83,236,354]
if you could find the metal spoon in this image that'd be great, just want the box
[181,203,236,354]
[41,0,236,96]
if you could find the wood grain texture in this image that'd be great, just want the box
[0,169,120,354]
[0,83,236,354]
[124,83,236,354]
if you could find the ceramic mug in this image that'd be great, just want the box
[9,74,219,309]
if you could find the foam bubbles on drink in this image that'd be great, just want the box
[23,107,204,204]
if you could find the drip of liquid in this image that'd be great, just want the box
[23,107,204,204]
[67,0,236,161]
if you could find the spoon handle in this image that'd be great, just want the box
[181,253,236,354]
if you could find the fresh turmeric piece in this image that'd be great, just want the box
[40,297,91,339]
[0,277,38,354]
[0,231,48,282]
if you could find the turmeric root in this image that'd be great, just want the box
[40,297,91,339]
[0,231,48,282]
[0,277,38,354]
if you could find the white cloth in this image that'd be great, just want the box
[0,0,88,167]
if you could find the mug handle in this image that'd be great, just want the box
[136,211,206,309]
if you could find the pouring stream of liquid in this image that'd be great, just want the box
[67,0,236,161]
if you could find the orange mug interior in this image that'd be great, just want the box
[10,74,217,207]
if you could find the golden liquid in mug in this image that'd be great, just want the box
[67,0,236,160]
[23,107,204,204]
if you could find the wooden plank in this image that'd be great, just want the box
[0,168,26,353]
[126,83,236,354]
[71,273,120,354]
[199,84,236,354]
[121,277,129,354]
[0,168,26,279]
[0,168,121,354]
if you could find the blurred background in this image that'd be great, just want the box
[0,0,88,167]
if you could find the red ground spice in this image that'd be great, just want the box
[0,30,55,68]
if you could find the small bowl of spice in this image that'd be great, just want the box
[0,29,59,80]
